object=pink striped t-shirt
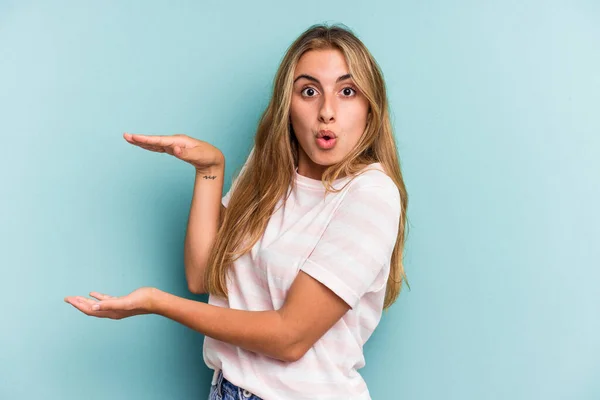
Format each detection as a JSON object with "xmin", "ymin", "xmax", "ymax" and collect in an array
[{"xmin": 203, "ymin": 157, "xmax": 401, "ymax": 400}]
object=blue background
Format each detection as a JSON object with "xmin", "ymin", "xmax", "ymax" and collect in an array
[{"xmin": 1, "ymin": 1, "xmax": 598, "ymax": 399}]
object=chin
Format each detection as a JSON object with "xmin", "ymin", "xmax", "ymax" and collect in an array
[{"xmin": 310, "ymin": 155, "xmax": 339, "ymax": 167}]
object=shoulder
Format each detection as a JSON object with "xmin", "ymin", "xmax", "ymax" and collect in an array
[{"xmin": 346, "ymin": 163, "xmax": 400, "ymax": 203}]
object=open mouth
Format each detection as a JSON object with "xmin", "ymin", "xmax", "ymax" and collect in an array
[{"xmin": 316, "ymin": 135, "xmax": 337, "ymax": 149}]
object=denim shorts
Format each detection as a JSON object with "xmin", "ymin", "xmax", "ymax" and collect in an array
[{"xmin": 208, "ymin": 369, "xmax": 263, "ymax": 400}]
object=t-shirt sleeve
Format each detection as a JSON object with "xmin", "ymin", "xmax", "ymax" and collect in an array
[
  {"xmin": 222, "ymin": 146, "xmax": 254, "ymax": 208},
  {"xmin": 299, "ymin": 182, "xmax": 401, "ymax": 309}
]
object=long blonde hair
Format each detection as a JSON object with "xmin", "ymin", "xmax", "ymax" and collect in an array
[{"xmin": 204, "ymin": 23, "xmax": 410, "ymax": 309}]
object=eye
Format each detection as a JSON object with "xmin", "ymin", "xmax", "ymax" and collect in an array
[
  {"xmin": 300, "ymin": 87, "xmax": 319, "ymax": 97},
  {"xmin": 299, "ymin": 86, "xmax": 357, "ymax": 98},
  {"xmin": 341, "ymin": 86, "xmax": 357, "ymax": 97}
]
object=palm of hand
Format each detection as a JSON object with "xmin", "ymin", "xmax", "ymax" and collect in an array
[{"xmin": 64, "ymin": 287, "xmax": 156, "ymax": 320}]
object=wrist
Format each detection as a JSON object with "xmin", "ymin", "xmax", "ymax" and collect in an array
[
  {"xmin": 195, "ymin": 163, "xmax": 224, "ymax": 177},
  {"xmin": 148, "ymin": 287, "xmax": 165, "ymax": 314}
]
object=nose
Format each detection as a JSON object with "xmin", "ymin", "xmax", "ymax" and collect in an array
[{"xmin": 318, "ymin": 93, "xmax": 335, "ymax": 123}]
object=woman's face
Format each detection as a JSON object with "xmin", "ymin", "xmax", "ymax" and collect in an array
[{"xmin": 290, "ymin": 48, "xmax": 370, "ymax": 180}]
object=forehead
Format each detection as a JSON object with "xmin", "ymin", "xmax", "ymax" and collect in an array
[{"xmin": 294, "ymin": 48, "xmax": 349, "ymax": 79}]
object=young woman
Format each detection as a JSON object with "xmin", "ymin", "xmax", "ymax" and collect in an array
[{"xmin": 65, "ymin": 23, "xmax": 409, "ymax": 400}]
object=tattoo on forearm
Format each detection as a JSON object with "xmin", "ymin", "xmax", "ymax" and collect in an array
[{"xmin": 202, "ymin": 175, "xmax": 217, "ymax": 180}]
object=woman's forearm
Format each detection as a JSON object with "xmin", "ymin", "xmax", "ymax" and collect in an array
[
  {"xmin": 150, "ymin": 289, "xmax": 296, "ymax": 362},
  {"xmin": 183, "ymin": 163, "xmax": 225, "ymax": 294}
]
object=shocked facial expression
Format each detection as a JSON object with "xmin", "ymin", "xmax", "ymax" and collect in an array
[{"xmin": 290, "ymin": 48, "xmax": 370, "ymax": 180}]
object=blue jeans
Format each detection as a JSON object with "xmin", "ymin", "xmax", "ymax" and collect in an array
[{"xmin": 208, "ymin": 369, "xmax": 263, "ymax": 400}]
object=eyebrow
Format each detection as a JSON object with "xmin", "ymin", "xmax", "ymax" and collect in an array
[{"xmin": 293, "ymin": 73, "xmax": 353, "ymax": 85}]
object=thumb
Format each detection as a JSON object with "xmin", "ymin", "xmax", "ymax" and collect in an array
[
  {"xmin": 92, "ymin": 299, "xmax": 126, "ymax": 311},
  {"xmin": 174, "ymin": 145, "xmax": 186, "ymax": 158}
]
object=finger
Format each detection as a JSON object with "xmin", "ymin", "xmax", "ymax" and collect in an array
[
  {"xmin": 130, "ymin": 134, "xmax": 176, "ymax": 148},
  {"xmin": 65, "ymin": 296, "xmax": 104, "ymax": 316},
  {"xmin": 89, "ymin": 292, "xmax": 115, "ymax": 301},
  {"xmin": 132, "ymin": 143, "xmax": 166, "ymax": 153},
  {"xmin": 124, "ymin": 136, "xmax": 165, "ymax": 152},
  {"xmin": 125, "ymin": 134, "xmax": 187, "ymax": 157},
  {"xmin": 92, "ymin": 298, "xmax": 130, "ymax": 312},
  {"xmin": 65, "ymin": 298, "xmax": 87, "ymax": 313},
  {"xmin": 140, "ymin": 136, "xmax": 191, "ymax": 155},
  {"xmin": 64, "ymin": 296, "xmax": 89, "ymax": 307},
  {"xmin": 78, "ymin": 296, "xmax": 115, "ymax": 314},
  {"xmin": 66, "ymin": 300, "xmax": 120, "ymax": 319},
  {"xmin": 75, "ymin": 296, "xmax": 99, "ymax": 308},
  {"xmin": 173, "ymin": 145, "xmax": 184, "ymax": 158},
  {"xmin": 64, "ymin": 295, "xmax": 90, "ymax": 305},
  {"xmin": 126, "ymin": 132, "xmax": 192, "ymax": 154}
]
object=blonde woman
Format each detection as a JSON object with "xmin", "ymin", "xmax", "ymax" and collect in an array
[{"xmin": 65, "ymin": 23, "xmax": 409, "ymax": 400}]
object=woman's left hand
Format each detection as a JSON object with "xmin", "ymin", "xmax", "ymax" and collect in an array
[{"xmin": 64, "ymin": 287, "xmax": 157, "ymax": 319}]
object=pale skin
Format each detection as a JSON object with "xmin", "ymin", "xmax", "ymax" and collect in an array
[{"xmin": 64, "ymin": 48, "xmax": 371, "ymax": 363}]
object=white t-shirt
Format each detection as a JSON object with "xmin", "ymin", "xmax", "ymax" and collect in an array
[{"xmin": 203, "ymin": 157, "xmax": 401, "ymax": 400}]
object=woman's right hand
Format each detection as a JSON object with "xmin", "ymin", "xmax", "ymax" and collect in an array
[{"xmin": 123, "ymin": 132, "xmax": 224, "ymax": 173}]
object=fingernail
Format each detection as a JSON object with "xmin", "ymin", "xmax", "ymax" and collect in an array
[{"xmin": 92, "ymin": 304, "xmax": 100, "ymax": 311}]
